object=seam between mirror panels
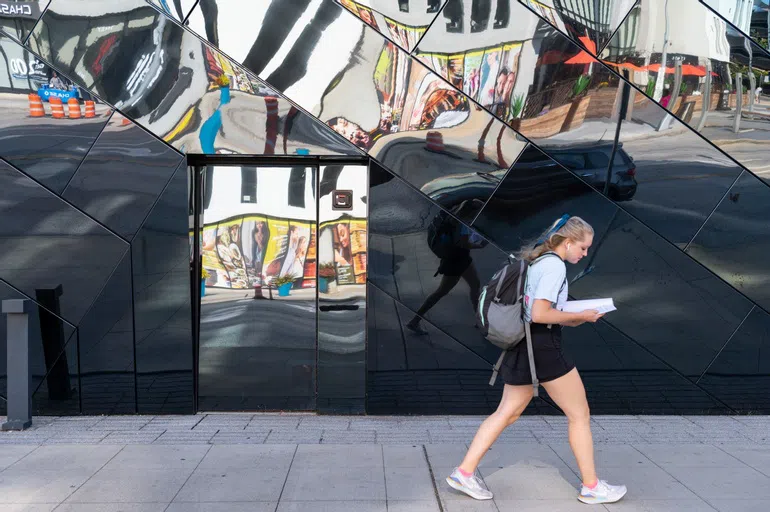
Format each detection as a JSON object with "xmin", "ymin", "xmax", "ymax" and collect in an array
[
  {"xmin": 468, "ymin": 143, "xmax": 530, "ymax": 229},
  {"xmin": 519, "ymin": 0, "xmax": 770, "ymax": 196},
  {"xmin": 182, "ymin": 0, "xmax": 200, "ymax": 25},
  {"xmin": 683, "ymin": 169, "xmax": 746, "ymax": 253},
  {"xmin": 695, "ymin": 305, "xmax": 756, "ymax": 385},
  {"xmin": 597, "ymin": 0, "xmax": 641, "ymax": 55},
  {"xmin": 0, "ymin": 276, "xmax": 77, "ymax": 330},
  {"xmin": 21, "ymin": 0, "xmax": 53, "ymax": 47},
  {"xmin": 58, "ymin": 110, "xmax": 116, "ymax": 197},
  {"xmin": 411, "ymin": 0, "xmax": 449, "ymax": 54}
]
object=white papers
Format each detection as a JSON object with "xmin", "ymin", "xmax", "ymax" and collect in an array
[{"xmin": 561, "ymin": 298, "xmax": 616, "ymax": 314}]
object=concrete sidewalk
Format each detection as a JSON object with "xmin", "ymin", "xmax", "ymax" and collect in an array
[{"xmin": 1, "ymin": 414, "xmax": 769, "ymax": 511}]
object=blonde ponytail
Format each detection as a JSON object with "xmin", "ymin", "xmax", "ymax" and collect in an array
[{"xmin": 516, "ymin": 215, "xmax": 594, "ymax": 262}]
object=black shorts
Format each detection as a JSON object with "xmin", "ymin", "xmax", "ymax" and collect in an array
[
  {"xmin": 499, "ymin": 323, "xmax": 575, "ymax": 386},
  {"xmin": 437, "ymin": 251, "xmax": 472, "ymax": 277}
]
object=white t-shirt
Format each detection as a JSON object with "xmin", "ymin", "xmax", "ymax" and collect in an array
[{"xmin": 523, "ymin": 254, "xmax": 568, "ymax": 323}]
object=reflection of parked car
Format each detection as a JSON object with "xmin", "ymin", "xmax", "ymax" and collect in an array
[
  {"xmin": 420, "ymin": 142, "xmax": 637, "ymax": 217},
  {"xmin": 543, "ymin": 141, "xmax": 637, "ymax": 201}
]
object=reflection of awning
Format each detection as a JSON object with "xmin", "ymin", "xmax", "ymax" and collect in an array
[
  {"xmin": 603, "ymin": 61, "xmax": 718, "ymax": 77},
  {"xmin": 602, "ymin": 61, "xmax": 647, "ymax": 72},
  {"xmin": 564, "ymin": 37, "xmax": 598, "ymax": 65}
]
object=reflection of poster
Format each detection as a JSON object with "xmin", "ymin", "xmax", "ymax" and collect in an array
[
  {"xmin": 433, "ymin": 54, "xmax": 449, "ymax": 80},
  {"xmin": 478, "ymin": 47, "xmax": 502, "ymax": 107},
  {"xmin": 319, "ymin": 218, "xmax": 367, "ymax": 286},
  {"xmin": 492, "ymin": 43, "xmax": 522, "ymax": 119},
  {"xmin": 358, "ymin": 5, "xmax": 379, "ymax": 29},
  {"xmin": 279, "ymin": 223, "xmax": 312, "ymax": 280},
  {"xmin": 339, "ymin": 0, "xmax": 360, "ymax": 16},
  {"xmin": 408, "ymin": 74, "xmax": 470, "ymax": 130},
  {"xmin": 242, "ymin": 218, "xmax": 270, "ymax": 286},
  {"xmin": 263, "ymin": 219, "xmax": 289, "ymax": 281},
  {"xmin": 463, "ymin": 50, "xmax": 484, "ymax": 101},
  {"xmin": 448, "ymin": 54, "xmax": 465, "ymax": 89}
]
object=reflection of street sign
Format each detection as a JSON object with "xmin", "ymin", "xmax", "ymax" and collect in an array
[
  {"xmin": 0, "ymin": 1, "xmax": 41, "ymax": 20},
  {"xmin": 9, "ymin": 57, "xmax": 47, "ymax": 81}
]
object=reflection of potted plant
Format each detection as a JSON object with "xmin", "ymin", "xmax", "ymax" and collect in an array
[
  {"xmin": 274, "ymin": 275, "xmax": 295, "ymax": 297},
  {"xmin": 561, "ymin": 74, "xmax": 593, "ymax": 132},
  {"xmin": 318, "ymin": 263, "xmax": 336, "ymax": 294},
  {"xmin": 201, "ymin": 268, "xmax": 210, "ymax": 297},
  {"xmin": 508, "ymin": 94, "xmax": 525, "ymax": 130}
]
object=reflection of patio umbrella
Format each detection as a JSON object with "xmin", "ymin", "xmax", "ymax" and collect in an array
[
  {"xmin": 565, "ymin": 37, "xmax": 598, "ymax": 64},
  {"xmin": 646, "ymin": 63, "xmax": 708, "ymax": 77},
  {"xmin": 603, "ymin": 61, "xmax": 647, "ymax": 72}
]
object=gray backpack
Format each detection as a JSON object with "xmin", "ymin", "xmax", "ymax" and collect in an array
[{"xmin": 477, "ymin": 253, "xmax": 562, "ymax": 396}]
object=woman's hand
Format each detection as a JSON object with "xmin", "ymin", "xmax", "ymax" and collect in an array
[{"xmin": 579, "ymin": 309, "xmax": 604, "ymax": 323}]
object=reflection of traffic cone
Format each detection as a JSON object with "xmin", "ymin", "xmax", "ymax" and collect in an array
[
  {"xmin": 425, "ymin": 131, "xmax": 444, "ymax": 152},
  {"xmin": 121, "ymin": 116, "xmax": 132, "ymax": 126},
  {"xmin": 84, "ymin": 100, "xmax": 96, "ymax": 118},
  {"xmin": 264, "ymin": 96, "xmax": 279, "ymax": 155},
  {"xmin": 67, "ymin": 98, "xmax": 81, "ymax": 119},
  {"xmin": 28, "ymin": 93, "xmax": 45, "ymax": 117},
  {"xmin": 50, "ymin": 97, "xmax": 65, "ymax": 119}
]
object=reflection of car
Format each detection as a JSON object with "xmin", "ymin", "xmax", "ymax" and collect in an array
[
  {"xmin": 543, "ymin": 141, "xmax": 637, "ymax": 201},
  {"xmin": 420, "ymin": 142, "xmax": 637, "ymax": 217}
]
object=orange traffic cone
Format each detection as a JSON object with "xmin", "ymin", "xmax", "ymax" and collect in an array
[
  {"xmin": 425, "ymin": 131, "xmax": 444, "ymax": 152},
  {"xmin": 84, "ymin": 100, "xmax": 96, "ymax": 118},
  {"xmin": 50, "ymin": 97, "xmax": 65, "ymax": 119},
  {"xmin": 28, "ymin": 93, "xmax": 45, "ymax": 117},
  {"xmin": 67, "ymin": 98, "xmax": 81, "ymax": 119}
]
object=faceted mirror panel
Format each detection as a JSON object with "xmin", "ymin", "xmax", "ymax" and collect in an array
[
  {"xmin": 133, "ymin": 163, "xmax": 192, "ymax": 414},
  {"xmin": 62, "ymin": 113, "xmax": 184, "ymax": 240},
  {"xmin": 601, "ymin": 0, "xmax": 770, "ymax": 185},
  {"xmin": 0, "ymin": 158, "xmax": 130, "ymax": 324},
  {"xmin": 77, "ymin": 251, "xmax": 135, "ymax": 414},
  {"xmin": 335, "ymin": 0, "xmax": 447, "ymax": 52},
  {"xmin": 28, "ymin": 0, "xmax": 358, "ymax": 156},
  {"xmin": 686, "ymin": 170, "xmax": 770, "ymax": 311},
  {"xmin": 702, "ymin": 0, "xmax": 770, "ymax": 51},
  {"xmin": 0, "ymin": 0, "xmax": 48, "ymax": 42},
  {"xmin": 0, "ymin": 33, "xmax": 112, "ymax": 193},
  {"xmin": 698, "ymin": 306, "xmax": 770, "ymax": 413}
]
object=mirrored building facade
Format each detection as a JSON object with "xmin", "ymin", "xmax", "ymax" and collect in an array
[{"xmin": 0, "ymin": 0, "xmax": 768, "ymax": 415}]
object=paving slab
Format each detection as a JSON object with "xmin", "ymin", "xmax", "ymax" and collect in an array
[
  {"xmin": 276, "ymin": 501, "xmax": 387, "ymax": 512},
  {"xmin": 174, "ymin": 469, "xmax": 288, "ymax": 502},
  {"xmin": 165, "ymin": 504, "xmax": 275, "ymax": 512},
  {"xmin": 280, "ymin": 464, "xmax": 386, "ymax": 501},
  {"xmin": 0, "ymin": 446, "xmax": 38, "ymax": 471},
  {"xmin": 64, "ymin": 466, "xmax": 193, "ymax": 503},
  {"xmin": 385, "ymin": 466, "xmax": 437, "ymax": 501},
  {"xmin": 663, "ymin": 466, "xmax": 770, "ymax": 501}
]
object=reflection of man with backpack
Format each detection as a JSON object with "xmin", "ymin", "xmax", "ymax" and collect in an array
[{"xmin": 406, "ymin": 201, "xmax": 488, "ymax": 335}]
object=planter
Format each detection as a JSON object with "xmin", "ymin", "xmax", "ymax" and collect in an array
[
  {"xmin": 560, "ymin": 95, "xmax": 591, "ymax": 133},
  {"xmin": 277, "ymin": 282, "xmax": 292, "ymax": 297},
  {"xmin": 318, "ymin": 277, "xmax": 330, "ymax": 294},
  {"xmin": 508, "ymin": 118, "xmax": 521, "ymax": 131},
  {"xmin": 201, "ymin": 281, "xmax": 206, "ymax": 297}
]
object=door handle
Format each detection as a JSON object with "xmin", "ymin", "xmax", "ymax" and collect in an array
[{"xmin": 319, "ymin": 305, "xmax": 360, "ymax": 312}]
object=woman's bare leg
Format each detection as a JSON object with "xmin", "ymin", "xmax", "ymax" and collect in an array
[
  {"xmin": 541, "ymin": 368, "xmax": 597, "ymax": 485},
  {"xmin": 459, "ymin": 383, "xmax": 533, "ymax": 473}
]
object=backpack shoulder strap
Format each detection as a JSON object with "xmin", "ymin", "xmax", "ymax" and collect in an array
[{"xmin": 493, "ymin": 264, "xmax": 508, "ymax": 301}]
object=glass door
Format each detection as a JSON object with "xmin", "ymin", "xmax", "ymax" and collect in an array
[{"xmin": 196, "ymin": 164, "xmax": 318, "ymax": 411}]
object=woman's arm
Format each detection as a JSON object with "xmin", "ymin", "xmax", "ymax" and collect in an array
[{"xmin": 530, "ymin": 299, "xmax": 603, "ymax": 326}]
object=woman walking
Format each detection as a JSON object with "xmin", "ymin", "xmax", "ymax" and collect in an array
[{"xmin": 446, "ymin": 216, "xmax": 627, "ymax": 505}]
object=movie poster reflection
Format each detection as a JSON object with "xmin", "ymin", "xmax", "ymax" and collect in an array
[{"xmin": 318, "ymin": 219, "xmax": 368, "ymax": 287}]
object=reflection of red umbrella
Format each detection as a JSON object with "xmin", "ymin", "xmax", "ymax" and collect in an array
[
  {"xmin": 647, "ymin": 63, "xmax": 707, "ymax": 77},
  {"xmin": 565, "ymin": 36, "xmax": 598, "ymax": 64},
  {"xmin": 603, "ymin": 60, "xmax": 647, "ymax": 72}
]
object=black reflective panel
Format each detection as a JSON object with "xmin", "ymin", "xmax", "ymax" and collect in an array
[
  {"xmin": 147, "ymin": 0, "xmax": 197, "ymax": 22},
  {"xmin": 612, "ymin": 95, "xmax": 743, "ymax": 245},
  {"xmin": 566, "ymin": 320, "xmax": 730, "ymax": 414},
  {"xmin": 78, "ymin": 250, "xmax": 135, "ymax": 415},
  {"xmin": 0, "ymin": 279, "xmax": 78, "ymax": 416},
  {"xmin": 0, "ymin": 159, "xmax": 130, "ymax": 324},
  {"xmin": 62, "ymin": 113, "xmax": 184, "ymax": 240},
  {"xmin": 0, "ymin": 33, "xmax": 112, "ymax": 193},
  {"xmin": 132, "ymin": 162, "xmax": 192, "ymax": 414},
  {"xmin": 601, "ymin": 0, "xmax": 770, "ymax": 185},
  {"xmin": 368, "ymin": 161, "xmax": 506, "ymax": 364},
  {"xmin": 471, "ymin": 144, "xmax": 618, "ymax": 255},
  {"xmin": 187, "ymin": 1, "xmax": 526, "ymax": 207},
  {"xmin": 28, "ymin": 0, "xmax": 359, "ymax": 156},
  {"xmin": 0, "ymin": 0, "xmax": 47, "ymax": 42},
  {"xmin": 198, "ymin": 165, "xmax": 316, "ymax": 411},
  {"xmin": 686, "ymin": 170, "xmax": 770, "ymax": 311},
  {"xmin": 698, "ymin": 307, "xmax": 770, "ymax": 413},
  {"xmin": 521, "ymin": 0, "xmax": 638, "ymax": 53},
  {"xmin": 569, "ymin": 209, "xmax": 753, "ymax": 378},
  {"xmin": 317, "ymin": 164, "xmax": 368, "ymax": 414},
  {"xmin": 335, "ymin": 0, "xmax": 447, "ymax": 52}
]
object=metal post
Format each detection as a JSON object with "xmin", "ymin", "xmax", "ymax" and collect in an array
[
  {"xmin": 605, "ymin": 80, "xmax": 631, "ymax": 196},
  {"xmin": 734, "ymin": 73, "xmax": 743, "ymax": 133},
  {"xmin": 2, "ymin": 299, "xmax": 32, "ymax": 431}
]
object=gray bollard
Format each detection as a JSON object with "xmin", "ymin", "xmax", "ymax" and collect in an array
[{"xmin": 2, "ymin": 299, "xmax": 32, "ymax": 431}]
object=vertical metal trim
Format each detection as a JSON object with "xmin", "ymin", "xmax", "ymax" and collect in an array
[{"xmin": 191, "ymin": 164, "xmax": 203, "ymax": 412}]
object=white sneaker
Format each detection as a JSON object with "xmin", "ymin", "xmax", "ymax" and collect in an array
[
  {"xmin": 578, "ymin": 479, "xmax": 627, "ymax": 504},
  {"xmin": 446, "ymin": 467, "xmax": 493, "ymax": 500}
]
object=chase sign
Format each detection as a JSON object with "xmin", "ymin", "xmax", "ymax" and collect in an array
[{"xmin": 0, "ymin": 2, "xmax": 40, "ymax": 20}]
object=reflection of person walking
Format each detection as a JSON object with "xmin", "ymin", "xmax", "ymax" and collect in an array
[
  {"xmin": 406, "ymin": 210, "xmax": 482, "ymax": 335},
  {"xmin": 446, "ymin": 216, "xmax": 627, "ymax": 505}
]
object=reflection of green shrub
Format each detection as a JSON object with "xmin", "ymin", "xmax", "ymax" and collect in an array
[
  {"xmin": 510, "ymin": 94, "xmax": 525, "ymax": 119},
  {"xmin": 680, "ymin": 81, "xmax": 687, "ymax": 95},
  {"xmin": 572, "ymin": 74, "xmax": 591, "ymax": 97},
  {"xmin": 645, "ymin": 77, "xmax": 656, "ymax": 97},
  {"xmin": 273, "ymin": 275, "xmax": 295, "ymax": 287}
]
